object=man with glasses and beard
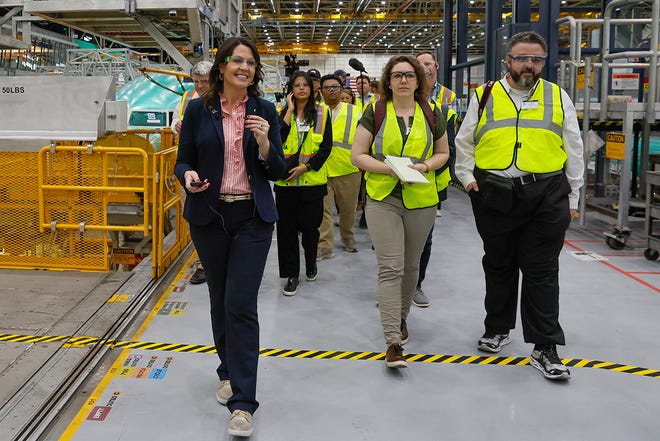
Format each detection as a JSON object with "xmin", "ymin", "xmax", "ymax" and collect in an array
[{"xmin": 455, "ymin": 31, "xmax": 584, "ymax": 381}]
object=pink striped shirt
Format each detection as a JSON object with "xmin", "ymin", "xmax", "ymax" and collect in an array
[{"xmin": 219, "ymin": 95, "xmax": 252, "ymax": 195}]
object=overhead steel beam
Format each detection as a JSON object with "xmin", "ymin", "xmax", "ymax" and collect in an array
[{"xmin": 132, "ymin": 14, "xmax": 192, "ymax": 71}]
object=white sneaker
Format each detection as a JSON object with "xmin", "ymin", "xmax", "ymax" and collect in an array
[
  {"xmin": 436, "ymin": 209, "xmax": 443, "ymax": 217},
  {"xmin": 228, "ymin": 409, "xmax": 253, "ymax": 437},
  {"xmin": 215, "ymin": 380, "xmax": 232, "ymax": 405}
]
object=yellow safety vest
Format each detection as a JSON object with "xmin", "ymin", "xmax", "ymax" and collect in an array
[
  {"xmin": 275, "ymin": 104, "xmax": 330, "ymax": 187},
  {"xmin": 357, "ymin": 94, "xmax": 376, "ymax": 113},
  {"xmin": 326, "ymin": 102, "xmax": 360, "ymax": 177},
  {"xmin": 474, "ymin": 79, "xmax": 565, "ymax": 172},
  {"xmin": 435, "ymin": 106, "xmax": 457, "ymax": 192},
  {"xmin": 178, "ymin": 90, "xmax": 196, "ymax": 120},
  {"xmin": 434, "ymin": 85, "xmax": 456, "ymax": 106},
  {"xmin": 366, "ymin": 101, "xmax": 438, "ymax": 209}
]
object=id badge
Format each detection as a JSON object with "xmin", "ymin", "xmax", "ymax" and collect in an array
[
  {"xmin": 521, "ymin": 100, "xmax": 539, "ymax": 110},
  {"xmin": 298, "ymin": 123, "xmax": 310, "ymax": 133}
]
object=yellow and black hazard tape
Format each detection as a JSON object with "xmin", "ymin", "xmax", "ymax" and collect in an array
[{"xmin": 2, "ymin": 333, "xmax": 659, "ymax": 379}]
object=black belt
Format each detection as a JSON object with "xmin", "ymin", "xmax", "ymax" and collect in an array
[
  {"xmin": 513, "ymin": 170, "xmax": 564, "ymax": 186},
  {"xmin": 475, "ymin": 168, "xmax": 563, "ymax": 187},
  {"xmin": 218, "ymin": 193, "xmax": 253, "ymax": 202}
]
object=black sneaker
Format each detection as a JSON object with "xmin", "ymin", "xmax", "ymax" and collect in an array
[
  {"xmin": 477, "ymin": 332, "xmax": 511, "ymax": 353},
  {"xmin": 190, "ymin": 268, "xmax": 207, "ymax": 285},
  {"xmin": 529, "ymin": 344, "xmax": 571, "ymax": 380},
  {"xmin": 306, "ymin": 264, "xmax": 318, "ymax": 281},
  {"xmin": 282, "ymin": 277, "xmax": 299, "ymax": 296}
]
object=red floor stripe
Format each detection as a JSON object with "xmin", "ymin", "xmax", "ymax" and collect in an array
[{"xmin": 564, "ymin": 240, "xmax": 660, "ymax": 294}]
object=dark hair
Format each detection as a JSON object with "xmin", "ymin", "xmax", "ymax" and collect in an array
[
  {"xmin": 356, "ymin": 74, "xmax": 371, "ymax": 82},
  {"xmin": 340, "ymin": 88, "xmax": 356, "ymax": 104},
  {"xmin": 320, "ymin": 74, "xmax": 343, "ymax": 87},
  {"xmin": 281, "ymin": 71, "xmax": 317, "ymax": 127},
  {"xmin": 415, "ymin": 50, "xmax": 437, "ymax": 61},
  {"xmin": 506, "ymin": 31, "xmax": 547, "ymax": 55},
  {"xmin": 379, "ymin": 55, "xmax": 429, "ymax": 102},
  {"xmin": 206, "ymin": 37, "xmax": 263, "ymax": 105}
]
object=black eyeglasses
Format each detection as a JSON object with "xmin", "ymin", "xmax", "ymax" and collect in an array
[
  {"xmin": 391, "ymin": 71, "xmax": 416, "ymax": 80},
  {"xmin": 321, "ymin": 85, "xmax": 341, "ymax": 91},
  {"xmin": 224, "ymin": 55, "xmax": 257, "ymax": 68},
  {"xmin": 509, "ymin": 55, "xmax": 546, "ymax": 66}
]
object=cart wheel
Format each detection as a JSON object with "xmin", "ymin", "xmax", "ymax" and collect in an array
[
  {"xmin": 644, "ymin": 248, "xmax": 659, "ymax": 261},
  {"xmin": 606, "ymin": 236, "xmax": 625, "ymax": 250}
]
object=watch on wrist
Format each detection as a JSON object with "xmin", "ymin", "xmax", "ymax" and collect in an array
[{"xmin": 305, "ymin": 163, "xmax": 312, "ymax": 171}]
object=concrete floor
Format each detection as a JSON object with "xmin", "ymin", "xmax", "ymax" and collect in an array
[{"xmin": 2, "ymin": 186, "xmax": 660, "ymax": 440}]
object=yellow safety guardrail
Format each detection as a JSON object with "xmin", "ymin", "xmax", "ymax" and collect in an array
[{"xmin": 0, "ymin": 129, "xmax": 190, "ymax": 276}]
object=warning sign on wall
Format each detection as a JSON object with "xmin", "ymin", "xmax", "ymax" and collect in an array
[
  {"xmin": 611, "ymin": 73, "xmax": 639, "ymax": 90},
  {"xmin": 605, "ymin": 132, "xmax": 625, "ymax": 160}
]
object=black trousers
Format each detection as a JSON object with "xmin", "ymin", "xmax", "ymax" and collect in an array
[
  {"xmin": 190, "ymin": 200, "xmax": 273, "ymax": 414},
  {"xmin": 275, "ymin": 186, "xmax": 325, "ymax": 278},
  {"xmin": 417, "ymin": 224, "xmax": 434, "ymax": 289},
  {"xmin": 469, "ymin": 172, "xmax": 572, "ymax": 345}
]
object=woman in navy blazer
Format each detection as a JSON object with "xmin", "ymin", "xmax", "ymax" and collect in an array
[{"xmin": 174, "ymin": 37, "xmax": 285, "ymax": 437}]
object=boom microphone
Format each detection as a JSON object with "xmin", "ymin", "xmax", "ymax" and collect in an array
[{"xmin": 348, "ymin": 58, "xmax": 367, "ymax": 73}]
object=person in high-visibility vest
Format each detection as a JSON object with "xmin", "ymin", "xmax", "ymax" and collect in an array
[
  {"xmin": 351, "ymin": 55, "xmax": 450, "ymax": 369},
  {"xmin": 411, "ymin": 51, "xmax": 459, "ymax": 309},
  {"xmin": 171, "ymin": 60, "xmax": 213, "ymax": 285},
  {"xmin": 356, "ymin": 74, "xmax": 376, "ymax": 112},
  {"xmin": 171, "ymin": 60, "xmax": 212, "ymax": 135},
  {"xmin": 456, "ymin": 31, "xmax": 584, "ymax": 381},
  {"xmin": 415, "ymin": 50, "xmax": 456, "ymax": 107},
  {"xmin": 316, "ymin": 73, "xmax": 362, "ymax": 261},
  {"xmin": 276, "ymin": 71, "xmax": 332, "ymax": 297}
]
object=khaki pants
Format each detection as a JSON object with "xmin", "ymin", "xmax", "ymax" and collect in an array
[
  {"xmin": 366, "ymin": 195, "xmax": 435, "ymax": 344},
  {"xmin": 318, "ymin": 172, "xmax": 361, "ymax": 251}
]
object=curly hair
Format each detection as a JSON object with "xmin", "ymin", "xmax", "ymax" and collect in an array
[
  {"xmin": 280, "ymin": 71, "xmax": 317, "ymax": 127},
  {"xmin": 205, "ymin": 37, "xmax": 263, "ymax": 105},
  {"xmin": 379, "ymin": 55, "xmax": 429, "ymax": 102}
]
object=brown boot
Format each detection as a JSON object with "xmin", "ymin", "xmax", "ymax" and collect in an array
[{"xmin": 385, "ymin": 343, "xmax": 407, "ymax": 368}]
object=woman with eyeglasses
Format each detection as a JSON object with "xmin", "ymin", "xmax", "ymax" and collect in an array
[
  {"xmin": 351, "ymin": 55, "xmax": 450, "ymax": 368},
  {"xmin": 175, "ymin": 37, "xmax": 285, "ymax": 437},
  {"xmin": 275, "ymin": 71, "xmax": 332, "ymax": 296}
]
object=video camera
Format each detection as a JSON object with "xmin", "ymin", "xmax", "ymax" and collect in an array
[{"xmin": 283, "ymin": 54, "xmax": 309, "ymax": 78}]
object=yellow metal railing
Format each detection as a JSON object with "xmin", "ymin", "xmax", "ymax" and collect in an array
[{"xmin": 0, "ymin": 129, "xmax": 190, "ymax": 274}]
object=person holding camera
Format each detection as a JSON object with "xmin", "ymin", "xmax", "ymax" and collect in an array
[
  {"xmin": 276, "ymin": 71, "xmax": 332, "ymax": 296},
  {"xmin": 175, "ymin": 37, "xmax": 285, "ymax": 437}
]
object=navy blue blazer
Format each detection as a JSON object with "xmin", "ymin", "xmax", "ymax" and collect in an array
[{"xmin": 174, "ymin": 94, "xmax": 286, "ymax": 225}]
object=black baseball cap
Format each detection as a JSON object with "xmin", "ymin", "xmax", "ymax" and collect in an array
[{"xmin": 307, "ymin": 68, "xmax": 321, "ymax": 79}]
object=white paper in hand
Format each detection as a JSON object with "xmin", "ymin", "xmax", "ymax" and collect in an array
[{"xmin": 384, "ymin": 155, "xmax": 429, "ymax": 184}]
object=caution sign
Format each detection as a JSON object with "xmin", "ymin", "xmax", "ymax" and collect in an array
[
  {"xmin": 605, "ymin": 132, "xmax": 625, "ymax": 160},
  {"xmin": 112, "ymin": 247, "xmax": 136, "ymax": 265},
  {"xmin": 576, "ymin": 66, "xmax": 594, "ymax": 90},
  {"xmin": 611, "ymin": 73, "xmax": 639, "ymax": 90}
]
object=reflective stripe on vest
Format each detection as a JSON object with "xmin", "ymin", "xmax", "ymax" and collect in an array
[
  {"xmin": 367, "ymin": 101, "xmax": 438, "ymax": 209},
  {"xmin": 474, "ymin": 79, "xmax": 565, "ymax": 173},
  {"xmin": 327, "ymin": 102, "xmax": 360, "ymax": 177},
  {"xmin": 434, "ymin": 85, "xmax": 456, "ymax": 106},
  {"xmin": 179, "ymin": 90, "xmax": 194, "ymax": 120},
  {"xmin": 435, "ymin": 105, "xmax": 457, "ymax": 192},
  {"xmin": 275, "ymin": 105, "xmax": 329, "ymax": 187}
]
